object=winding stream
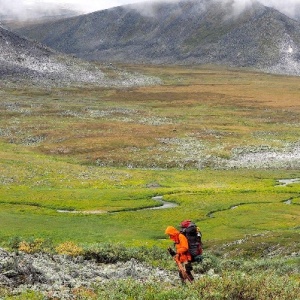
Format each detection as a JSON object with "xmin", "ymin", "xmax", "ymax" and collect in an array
[
  {"xmin": 58, "ymin": 178, "xmax": 299, "ymax": 215},
  {"xmin": 276, "ymin": 178, "xmax": 300, "ymax": 186},
  {"xmin": 57, "ymin": 195, "xmax": 177, "ymax": 214},
  {"xmin": 148, "ymin": 196, "xmax": 178, "ymax": 210},
  {"xmin": 207, "ymin": 178, "xmax": 300, "ymax": 217}
]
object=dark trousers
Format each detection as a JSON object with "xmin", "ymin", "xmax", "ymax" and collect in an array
[{"xmin": 179, "ymin": 261, "xmax": 194, "ymax": 281}]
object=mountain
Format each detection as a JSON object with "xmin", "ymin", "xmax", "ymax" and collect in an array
[
  {"xmin": 0, "ymin": 25, "xmax": 159, "ymax": 87},
  {"xmin": 0, "ymin": 24, "xmax": 103, "ymax": 86},
  {"xmin": 15, "ymin": 0, "xmax": 300, "ymax": 76}
]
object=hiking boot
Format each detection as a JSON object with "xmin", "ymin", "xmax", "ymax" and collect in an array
[{"xmin": 187, "ymin": 272, "xmax": 194, "ymax": 281}]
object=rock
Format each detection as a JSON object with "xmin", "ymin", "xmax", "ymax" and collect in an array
[{"xmin": 0, "ymin": 248, "xmax": 177, "ymax": 298}]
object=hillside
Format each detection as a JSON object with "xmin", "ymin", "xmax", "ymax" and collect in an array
[
  {"xmin": 0, "ymin": 25, "xmax": 159, "ymax": 87},
  {"xmin": 15, "ymin": 0, "xmax": 300, "ymax": 75}
]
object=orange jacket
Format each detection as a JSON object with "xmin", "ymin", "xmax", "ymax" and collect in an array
[{"xmin": 165, "ymin": 226, "xmax": 191, "ymax": 262}]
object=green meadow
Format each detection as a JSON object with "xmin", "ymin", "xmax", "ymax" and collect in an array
[
  {"xmin": 1, "ymin": 65, "xmax": 299, "ymax": 246},
  {"xmin": 0, "ymin": 65, "xmax": 299, "ymax": 298},
  {"xmin": 1, "ymin": 139, "xmax": 299, "ymax": 249}
]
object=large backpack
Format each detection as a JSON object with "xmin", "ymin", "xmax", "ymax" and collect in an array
[{"xmin": 180, "ymin": 220, "xmax": 203, "ymax": 262}]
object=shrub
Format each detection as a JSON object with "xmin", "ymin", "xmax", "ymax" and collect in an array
[
  {"xmin": 55, "ymin": 241, "xmax": 83, "ymax": 256},
  {"xmin": 82, "ymin": 243, "xmax": 169, "ymax": 266},
  {"xmin": 7, "ymin": 236, "xmax": 22, "ymax": 251},
  {"xmin": 0, "ymin": 287, "xmax": 9, "ymax": 298},
  {"xmin": 72, "ymin": 287, "xmax": 98, "ymax": 300},
  {"xmin": 3, "ymin": 290, "xmax": 45, "ymax": 299},
  {"xmin": 83, "ymin": 243, "xmax": 130, "ymax": 263},
  {"xmin": 93, "ymin": 272, "xmax": 299, "ymax": 300},
  {"xmin": 17, "ymin": 238, "xmax": 52, "ymax": 254},
  {"xmin": 195, "ymin": 253, "xmax": 221, "ymax": 274}
]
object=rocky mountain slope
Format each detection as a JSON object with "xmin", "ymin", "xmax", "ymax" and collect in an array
[
  {"xmin": 0, "ymin": 25, "xmax": 159, "ymax": 87},
  {"xmin": 15, "ymin": 0, "xmax": 300, "ymax": 75}
]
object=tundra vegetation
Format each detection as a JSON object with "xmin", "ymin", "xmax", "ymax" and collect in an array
[{"xmin": 0, "ymin": 65, "xmax": 299, "ymax": 299}]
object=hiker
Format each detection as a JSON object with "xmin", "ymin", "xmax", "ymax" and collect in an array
[{"xmin": 165, "ymin": 226, "xmax": 194, "ymax": 282}]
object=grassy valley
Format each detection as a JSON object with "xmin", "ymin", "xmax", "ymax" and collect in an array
[{"xmin": 0, "ymin": 64, "xmax": 299, "ymax": 299}]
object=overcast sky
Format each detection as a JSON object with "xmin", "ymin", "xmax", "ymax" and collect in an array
[
  {"xmin": 2, "ymin": 0, "xmax": 146, "ymax": 13},
  {"xmin": 24, "ymin": 0, "xmax": 300, "ymax": 13},
  {"xmin": 1, "ymin": 0, "xmax": 300, "ymax": 18},
  {"xmin": 33, "ymin": 0, "xmax": 144, "ymax": 12}
]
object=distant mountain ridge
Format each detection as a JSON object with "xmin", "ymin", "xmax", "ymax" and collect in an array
[
  {"xmin": 13, "ymin": 0, "xmax": 300, "ymax": 75},
  {"xmin": 0, "ymin": 25, "xmax": 159, "ymax": 87},
  {"xmin": 0, "ymin": 24, "xmax": 102, "ymax": 86}
]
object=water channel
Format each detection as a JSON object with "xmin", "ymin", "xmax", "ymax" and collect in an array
[
  {"xmin": 58, "ymin": 178, "xmax": 299, "ymax": 214},
  {"xmin": 57, "ymin": 195, "xmax": 177, "ymax": 214}
]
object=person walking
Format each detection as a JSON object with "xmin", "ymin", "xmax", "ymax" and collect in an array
[{"xmin": 165, "ymin": 226, "xmax": 194, "ymax": 282}]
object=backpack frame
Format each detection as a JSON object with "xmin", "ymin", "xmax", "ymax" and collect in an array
[{"xmin": 180, "ymin": 221, "xmax": 203, "ymax": 262}]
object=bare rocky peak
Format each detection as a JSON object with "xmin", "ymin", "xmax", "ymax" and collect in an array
[{"xmin": 15, "ymin": 0, "xmax": 300, "ymax": 76}]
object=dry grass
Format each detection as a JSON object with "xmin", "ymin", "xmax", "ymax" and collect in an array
[{"xmin": 0, "ymin": 64, "xmax": 300, "ymax": 169}]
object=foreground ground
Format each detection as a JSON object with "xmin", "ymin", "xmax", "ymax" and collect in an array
[{"xmin": 0, "ymin": 242, "xmax": 299, "ymax": 299}]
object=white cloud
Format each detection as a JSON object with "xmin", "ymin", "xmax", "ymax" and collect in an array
[
  {"xmin": 260, "ymin": 0, "xmax": 300, "ymax": 18},
  {"xmin": 0, "ymin": 0, "xmax": 26, "ymax": 13},
  {"xmin": 24, "ymin": 0, "xmax": 147, "ymax": 12},
  {"xmin": 1, "ymin": 0, "xmax": 300, "ymax": 19}
]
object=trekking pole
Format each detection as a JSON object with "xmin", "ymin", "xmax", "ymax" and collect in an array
[
  {"xmin": 173, "ymin": 255, "xmax": 193, "ymax": 283},
  {"xmin": 168, "ymin": 247, "xmax": 193, "ymax": 283}
]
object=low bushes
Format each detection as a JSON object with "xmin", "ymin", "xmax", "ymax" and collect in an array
[
  {"xmin": 93, "ymin": 272, "xmax": 299, "ymax": 300},
  {"xmin": 1, "ymin": 239, "xmax": 299, "ymax": 299}
]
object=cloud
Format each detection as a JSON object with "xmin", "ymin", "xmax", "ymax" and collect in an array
[
  {"xmin": 128, "ymin": 0, "xmax": 300, "ymax": 20},
  {"xmin": 1, "ymin": 0, "xmax": 300, "ymax": 20},
  {"xmin": 0, "ymin": 0, "xmax": 27, "ymax": 17},
  {"xmin": 260, "ymin": 0, "xmax": 300, "ymax": 19}
]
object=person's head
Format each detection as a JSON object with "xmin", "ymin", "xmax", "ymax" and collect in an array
[{"xmin": 165, "ymin": 226, "xmax": 179, "ymax": 241}]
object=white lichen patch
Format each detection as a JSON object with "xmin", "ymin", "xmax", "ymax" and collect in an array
[{"xmin": 222, "ymin": 143, "xmax": 300, "ymax": 169}]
